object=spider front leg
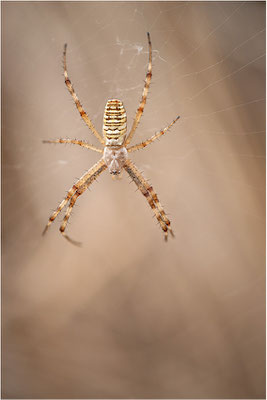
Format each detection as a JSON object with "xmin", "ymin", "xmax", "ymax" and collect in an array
[
  {"xmin": 63, "ymin": 44, "xmax": 105, "ymax": 145},
  {"xmin": 43, "ymin": 159, "xmax": 107, "ymax": 243},
  {"xmin": 124, "ymin": 159, "xmax": 174, "ymax": 240},
  {"xmin": 125, "ymin": 32, "xmax": 152, "ymax": 146}
]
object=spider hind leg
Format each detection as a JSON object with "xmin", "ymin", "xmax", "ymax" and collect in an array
[
  {"xmin": 42, "ymin": 159, "xmax": 107, "ymax": 245},
  {"xmin": 124, "ymin": 159, "xmax": 174, "ymax": 240}
]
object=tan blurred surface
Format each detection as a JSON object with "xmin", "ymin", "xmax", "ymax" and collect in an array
[{"xmin": 2, "ymin": 2, "xmax": 265, "ymax": 399}]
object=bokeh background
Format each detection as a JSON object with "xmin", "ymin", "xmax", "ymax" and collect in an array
[{"xmin": 2, "ymin": 1, "xmax": 265, "ymax": 399}]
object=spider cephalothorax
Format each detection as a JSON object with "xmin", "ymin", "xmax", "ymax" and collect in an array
[
  {"xmin": 43, "ymin": 33, "xmax": 180, "ymax": 246},
  {"xmin": 103, "ymin": 145, "xmax": 128, "ymax": 176}
]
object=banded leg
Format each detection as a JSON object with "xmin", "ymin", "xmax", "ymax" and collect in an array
[
  {"xmin": 59, "ymin": 161, "xmax": 107, "ymax": 246},
  {"xmin": 124, "ymin": 159, "xmax": 174, "ymax": 240},
  {"xmin": 59, "ymin": 185, "xmax": 88, "ymax": 246},
  {"xmin": 63, "ymin": 44, "xmax": 105, "ymax": 145},
  {"xmin": 43, "ymin": 138, "xmax": 103, "ymax": 153},
  {"xmin": 42, "ymin": 159, "xmax": 107, "ymax": 236},
  {"xmin": 127, "ymin": 116, "xmax": 180, "ymax": 153},
  {"xmin": 125, "ymin": 32, "xmax": 152, "ymax": 146}
]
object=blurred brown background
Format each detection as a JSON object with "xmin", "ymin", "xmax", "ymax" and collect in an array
[{"xmin": 2, "ymin": 1, "xmax": 265, "ymax": 399}]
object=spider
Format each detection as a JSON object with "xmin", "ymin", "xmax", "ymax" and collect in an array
[{"xmin": 43, "ymin": 33, "xmax": 180, "ymax": 246}]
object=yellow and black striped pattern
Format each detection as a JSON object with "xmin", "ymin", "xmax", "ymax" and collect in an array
[
  {"xmin": 43, "ymin": 34, "xmax": 179, "ymax": 245},
  {"xmin": 103, "ymin": 99, "xmax": 127, "ymax": 145}
]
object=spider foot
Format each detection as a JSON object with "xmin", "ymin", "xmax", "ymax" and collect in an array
[
  {"xmin": 42, "ymin": 223, "xmax": 51, "ymax": 236},
  {"xmin": 170, "ymin": 228, "xmax": 175, "ymax": 238},
  {"xmin": 164, "ymin": 227, "xmax": 174, "ymax": 241},
  {"xmin": 61, "ymin": 231, "xmax": 82, "ymax": 247}
]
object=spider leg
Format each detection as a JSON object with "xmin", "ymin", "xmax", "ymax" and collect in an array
[
  {"xmin": 42, "ymin": 159, "xmax": 107, "ymax": 237},
  {"xmin": 124, "ymin": 159, "xmax": 174, "ymax": 241},
  {"xmin": 127, "ymin": 116, "xmax": 180, "ymax": 153},
  {"xmin": 43, "ymin": 138, "xmax": 103, "ymax": 153},
  {"xmin": 125, "ymin": 32, "xmax": 152, "ymax": 146},
  {"xmin": 59, "ymin": 186, "xmax": 88, "ymax": 246},
  {"xmin": 59, "ymin": 161, "xmax": 107, "ymax": 246},
  {"xmin": 63, "ymin": 44, "xmax": 105, "ymax": 145}
]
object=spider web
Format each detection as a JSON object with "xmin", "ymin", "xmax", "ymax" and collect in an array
[{"xmin": 2, "ymin": 2, "xmax": 265, "ymax": 399}]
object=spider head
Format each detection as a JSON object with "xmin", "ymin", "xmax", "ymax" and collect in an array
[{"xmin": 103, "ymin": 99, "xmax": 127, "ymax": 146}]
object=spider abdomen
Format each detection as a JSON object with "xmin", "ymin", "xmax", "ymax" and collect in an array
[{"xmin": 103, "ymin": 99, "xmax": 127, "ymax": 146}]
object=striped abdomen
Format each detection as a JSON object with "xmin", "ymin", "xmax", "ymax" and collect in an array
[{"xmin": 103, "ymin": 99, "xmax": 127, "ymax": 146}]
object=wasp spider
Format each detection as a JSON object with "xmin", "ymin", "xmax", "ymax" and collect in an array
[{"xmin": 43, "ymin": 33, "xmax": 180, "ymax": 246}]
